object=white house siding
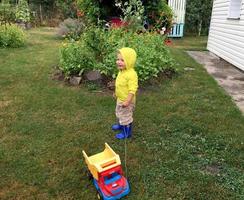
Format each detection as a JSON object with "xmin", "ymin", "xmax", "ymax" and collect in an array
[{"xmin": 207, "ymin": 0, "xmax": 244, "ymax": 71}]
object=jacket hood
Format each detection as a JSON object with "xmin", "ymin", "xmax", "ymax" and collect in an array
[{"xmin": 118, "ymin": 47, "xmax": 137, "ymax": 70}]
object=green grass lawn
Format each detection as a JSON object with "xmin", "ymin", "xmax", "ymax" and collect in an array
[
  {"xmin": 0, "ymin": 29, "xmax": 243, "ymax": 200},
  {"xmin": 171, "ymin": 36, "xmax": 208, "ymax": 51}
]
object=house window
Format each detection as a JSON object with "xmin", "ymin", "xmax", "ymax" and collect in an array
[{"xmin": 228, "ymin": 0, "xmax": 242, "ymax": 19}]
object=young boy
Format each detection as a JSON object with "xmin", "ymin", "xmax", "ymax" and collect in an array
[{"xmin": 112, "ymin": 47, "xmax": 138, "ymax": 139}]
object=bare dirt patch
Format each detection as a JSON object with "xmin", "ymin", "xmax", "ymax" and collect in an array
[{"xmin": 0, "ymin": 100, "xmax": 11, "ymax": 109}]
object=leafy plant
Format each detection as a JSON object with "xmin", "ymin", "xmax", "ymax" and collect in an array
[
  {"xmin": 77, "ymin": 0, "xmax": 173, "ymax": 31},
  {"xmin": 15, "ymin": 0, "xmax": 31, "ymax": 23},
  {"xmin": 77, "ymin": 0, "xmax": 101, "ymax": 23},
  {"xmin": 59, "ymin": 40, "xmax": 94, "ymax": 76},
  {"xmin": 82, "ymin": 26, "xmax": 117, "ymax": 62},
  {"xmin": 56, "ymin": 0, "xmax": 78, "ymax": 19},
  {"xmin": 97, "ymin": 29, "xmax": 175, "ymax": 81},
  {"xmin": 59, "ymin": 27, "xmax": 175, "ymax": 82},
  {"xmin": 185, "ymin": 0, "xmax": 213, "ymax": 36},
  {"xmin": 144, "ymin": 0, "xmax": 173, "ymax": 31},
  {"xmin": 0, "ymin": 23, "xmax": 26, "ymax": 48},
  {"xmin": 0, "ymin": 3, "xmax": 15, "ymax": 26},
  {"xmin": 115, "ymin": 0, "xmax": 145, "ymax": 31}
]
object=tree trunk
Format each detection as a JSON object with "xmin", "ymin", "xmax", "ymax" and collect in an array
[
  {"xmin": 198, "ymin": 19, "xmax": 202, "ymax": 36},
  {"xmin": 39, "ymin": 4, "xmax": 43, "ymax": 24}
]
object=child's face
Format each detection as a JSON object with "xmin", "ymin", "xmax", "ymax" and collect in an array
[{"xmin": 116, "ymin": 53, "xmax": 126, "ymax": 70}]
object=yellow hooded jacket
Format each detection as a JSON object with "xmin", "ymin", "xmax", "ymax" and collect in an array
[{"xmin": 115, "ymin": 48, "xmax": 138, "ymax": 103}]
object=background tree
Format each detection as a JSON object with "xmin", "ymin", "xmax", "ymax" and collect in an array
[
  {"xmin": 27, "ymin": 0, "xmax": 76, "ymax": 25},
  {"xmin": 143, "ymin": 0, "xmax": 173, "ymax": 31},
  {"xmin": 185, "ymin": 0, "xmax": 213, "ymax": 36},
  {"xmin": 77, "ymin": 0, "xmax": 172, "ymax": 31},
  {"xmin": 55, "ymin": 0, "xmax": 77, "ymax": 19},
  {"xmin": 0, "ymin": 2, "xmax": 15, "ymax": 26}
]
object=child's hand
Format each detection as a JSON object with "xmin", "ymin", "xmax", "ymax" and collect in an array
[
  {"xmin": 122, "ymin": 101, "xmax": 130, "ymax": 108},
  {"xmin": 122, "ymin": 93, "xmax": 134, "ymax": 107},
  {"xmin": 113, "ymin": 93, "xmax": 116, "ymax": 99}
]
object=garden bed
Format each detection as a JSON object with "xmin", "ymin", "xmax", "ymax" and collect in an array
[{"xmin": 59, "ymin": 27, "xmax": 176, "ymax": 85}]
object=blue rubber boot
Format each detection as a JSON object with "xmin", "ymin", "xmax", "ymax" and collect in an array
[
  {"xmin": 126, "ymin": 124, "xmax": 132, "ymax": 138},
  {"xmin": 112, "ymin": 123, "xmax": 122, "ymax": 131},
  {"xmin": 116, "ymin": 124, "xmax": 132, "ymax": 139}
]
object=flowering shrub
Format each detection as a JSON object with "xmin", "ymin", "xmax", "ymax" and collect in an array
[
  {"xmin": 59, "ymin": 27, "xmax": 175, "ymax": 82},
  {"xmin": 0, "ymin": 24, "xmax": 26, "ymax": 48},
  {"xmin": 115, "ymin": 0, "xmax": 145, "ymax": 32}
]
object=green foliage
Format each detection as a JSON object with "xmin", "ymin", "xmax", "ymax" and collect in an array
[
  {"xmin": 77, "ymin": 0, "xmax": 101, "ymax": 23},
  {"xmin": 0, "ymin": 0, "xmax": 78, "ymax": 26},
  {"xmin": 115, "ymin": 0, "xmax": 145, "ymax": 31},
  {"xmin": 15, "ymin": 0, "xmax": 31, "ymax": 23},
  {"xmin": 96, "ymin": 29, "xmax": 174, "ymax": 81},
  {"xmin": 82, "ymin": 26, "xmax": 115, "ymax": 62},
  {"xmin": 144, "ymin": 0, "xmax": 173, "ymax": 31},
  {"xmin": 59, "ymin": 39, "xmax": 94, "ymax": 76},
  {"xmin": 60, "ymin": 1, "xmax": 174, "ymax": 80},
  {"xmin": 59, "ymin": 27, "xmax": 175, "ymax": 81},
  {"xmin": 81, "ymin": 27, "xmax": 121, "ymax": 77},
  {"xmin": 0, "ymin": 24, "xmax": 26, "ymax": 48},
  {"xmin": 77, "ymin": 0, "xmax": 173, "ymax": 31},
  {"xmin": 119, "ymin": 0, "xmax": 144, "ymax": 20},
  {"xmin": 185, "ymin": 0, "xmax": 213, "ymax": 36},
  {"xmin": 130, "ymin": 33, "xmax": 174, "ymax": 81},
  {"xmin": 56, "ymin": 0, "xmax": 78, "ymax": 19},
  {"xmin": 0, "ymin": 3, "xmax": 15, "ymax": 26}
]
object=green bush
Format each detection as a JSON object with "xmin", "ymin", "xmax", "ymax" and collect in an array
[
  {"xmin": 0, "ymin": 24, "xmax": 26, "ymax": 48},
  {"xmin": 94, "ymin": 28, "xmax": 175, "ymax": 81},
  {"xmin": 0, "ymin": 3, "xmax": 16, "ymax": 26},
  {"xmin": 59, "ymin": 40, "xmax": 95, "ymax": 76},
  {"xmin": 59, "ymin": 27, "xmax": 175, "ymax": 82}
]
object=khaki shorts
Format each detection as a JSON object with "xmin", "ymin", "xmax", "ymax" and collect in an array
[{"xmin": 115, "ymin": 102, "xmax": 135, "ymax": 125}]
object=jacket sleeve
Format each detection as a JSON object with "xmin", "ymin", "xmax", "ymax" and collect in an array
[{"xmin": 128, "ymin": 71, "xmax": 138, "ymax": 95}]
